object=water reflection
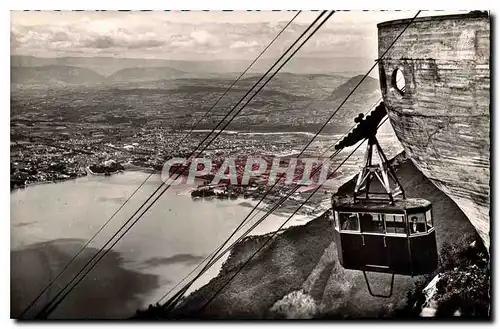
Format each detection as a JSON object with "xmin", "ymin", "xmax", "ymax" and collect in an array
[
  {"xmin": 10, "ymin": 172, "xmax": 318, "ymax": 319},
  {"xmin": 11, "ymin": 239, "xmax": 160, "ymax": 319}
]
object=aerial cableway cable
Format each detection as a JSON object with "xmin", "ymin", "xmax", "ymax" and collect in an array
[
  {"xmin": 156, "ymin": 94, "xmax": 385, "ymax": 312},
  {"xmin": 18, "ymin": 11, "xmax": 302, "ymax": 320},
  {"xmin": 162, "ymin": 148, "xmax": 343, "ymax": 312},
  {"xmin": 191, "ymin": 9, "xmax": 422, "ymax": 311},
  {"xmin": 36, "ymin": 10, "xmax": 332, "ymax": 319},
  {"xmin": 154, "ymin": 7, "xmax": 421, "ymax": 309},
  {"xmin": 156, "ymin": 10, "xmax": 421, "ymax": 314},
  {"xmin": 157, "ymin": 140, "xmax": 357, "ymax": 316},
  {"xmin": 195, "ymin": 117, "xmax": 389, "ymax": 315},
  {"xmin": 154, "ymin": 116, "xmax": 363, "ymax": 309},
  {"xmin": 158, "ymin": 82, "xmax": 406, "ymax": 312},
  {"xmin": 159, "ymin": 131, "xmax": 366, "ymax": 314},
  {"xmin": 185, "ymin": 8, "xmax": 422, "ymax": 309},
  {"xmin": 297, "ymin": 10, "xmax": 421, "ymax": 155},
  {"xmin": 34, "ymin": 10, "xmax": 333, "ymax": 319}
]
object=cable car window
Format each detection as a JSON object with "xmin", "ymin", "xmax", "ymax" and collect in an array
[
  {"xmin": 339, "ymin": 213, "xmax": 359, "ymax": 231},
  {"xmin": 333, "ymin": 211, "xmax": 340, "ymax": 230},
  {"xmin": 425, "ymin": 210, "xmax": 433, "ymax": 230},
  {"xmin": 385, "ymin": 214, "xmax": 406, "ymax": 234},
  {"xmin": 409, "ymin": 213, "xmax": 427, "ymax": 234},
  {"xmin": 359, "ymin": 213, "xmax": 385, "ymax": 233}
]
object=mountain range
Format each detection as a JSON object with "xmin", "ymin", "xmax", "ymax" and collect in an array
[{"xmin": 11, "ymin": 55, "xmax": 377, "ymax": 87}]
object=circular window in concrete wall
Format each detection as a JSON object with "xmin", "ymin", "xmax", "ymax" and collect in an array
[{"xmin": 391, "ymin": 68, "xmax": 406, "ymax": 96}]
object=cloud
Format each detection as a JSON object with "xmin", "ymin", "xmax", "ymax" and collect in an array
[
  {"xmin": 230, "ymin": 40, "xmax": 259, "ymax": 49},
  {"xmin": 10, "ymin": 11, "xmax": 401, "ymax": 60},
  {"xmin": 51, "ymin": 31, "xmax": 70, "ymax": 42},
  {"xmin": 84, "ymin": 35, "xmax": 116, "ymax": 49},
  {"xmin": 190, "ymin": 30, "xmax": 219, "ymax": 46},
  {"xmin": 127, "ymin": 39, "xmax": 165, "ymax": 49},
  {"xmin": 167, "ymin": 30, "xmax": 221, "ymax": 50},
  {"xmin": 10, "ymin": 32, "xmax": 21, "ymax": 49},
  {"xmin": 83, "ymin": 35, "xmax": 165, "ymax": 50}
]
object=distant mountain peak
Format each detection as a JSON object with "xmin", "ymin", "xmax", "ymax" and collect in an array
[
  {"xmin": 327, "ymin": 74, "xmax": 380, "ymax": 101},
  {"xmin": 346, "ymin": 74, "xmax": 378, "ymax": 83},
  {"xmin": 11, "ymin": 65, "xmax": 104, "ymax": 86},
  {"xmin": 105, "ymin": 66, "xmax": 188, "ymax": 83}
]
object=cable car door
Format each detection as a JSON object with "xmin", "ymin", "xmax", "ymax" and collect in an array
[{"xmin": 359, "ymin": 213, "xmax": 389, "ymax": 271}]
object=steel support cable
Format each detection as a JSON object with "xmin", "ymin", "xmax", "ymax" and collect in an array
[
  {"xmin": 178, "ymin": 115, "xmax": 390, "ymax": 301},
  {"xmin": 192, "ymin": 106, "xmax": 394, "ymax": 294},
  {"xmin": 156, "ymin": 33, "xmax": 412, "ymax": 309},
  {"xmin": 183, "ymin": 7, "xmax": 423, "ymax": 282},
  {"xmin": 34, "ymin": 11, "xmax": 331, "ymax": 319},
  {"xmin": 36, "ymin": 11, "xmax": 328, "ymax": 320},
  {"xmin": 179, "ymin": 149, "xmax": 344, "ymax": 284},
  {"xmin": 157, "ymin": 149, "xmax": 344, "ymax": 311},
  {"xmin": 154, "ymin": 13, "xmax": 363, "ymax": 309},
  {"xmin": 155, "ymin": 41, "xmax": 410, "ymax": 310},
  {"xmin": 195, "ymin": 142, "xmax": 365, "ymax": 314},
  {"xmin": 296, "ymin": 10, "xmax": 421, "ymax": 155},
  {"xmin": 197, "ymin": 116, "xmax": 390, "ymax": 314},
  {"xmin": 38, "ymin": 11, "xmax": 332, "ymax": 319},
  {"xmin": 156, "ymin": 127, "xmax": 356, "ymax": 307},
  {"xmin": 158, "ymin": 74, "xmax": 386, "ymax": 309},
  {"xmin": 161, "ymin": 115, "xmax": 391, "ymax": 310},
  {"xmin": 18, "ymin": 11, "xmax": 302, "ymax": 319},
  {"xmin": 157, "ymin": 147, "xmax": 340, "ymax": 316},
  {"xmin": 158, "ymin": 114, "xmax": 363, "ymax": 308}
]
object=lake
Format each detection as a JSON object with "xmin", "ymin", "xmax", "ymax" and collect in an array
[
  {"xmin": 10, "ymin": 171, "xmax": 312, "ymax": 319},
  {"xmin": 10, "ymin": 130, "xmax": 402, "ymax": 319}
]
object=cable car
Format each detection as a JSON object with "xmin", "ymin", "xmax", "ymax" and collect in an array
[{"xmin": 331, "ymin": 102, "xmax": 438, "ymax": 297}]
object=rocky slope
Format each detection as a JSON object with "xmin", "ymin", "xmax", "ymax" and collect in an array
[{"xmin": 136, "ymin": 152, "xmax": 488, "ymax": 319}]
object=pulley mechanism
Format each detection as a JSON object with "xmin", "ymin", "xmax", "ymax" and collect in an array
[{"xmin": 335, "ymin": 102, "xmax": 405, "ymax": 205}]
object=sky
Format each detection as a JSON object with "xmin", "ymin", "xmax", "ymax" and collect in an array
[{"xmin": 10, "ymin": 10, "xmax": 466, "ymax": 61}]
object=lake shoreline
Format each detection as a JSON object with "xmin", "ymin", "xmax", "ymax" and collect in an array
[{"xmin": 11, "ymin": 170, "xmax": 309, "ymax": 319}]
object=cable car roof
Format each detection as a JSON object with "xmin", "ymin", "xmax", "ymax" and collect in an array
[{"xmin": 333, "ymin": 197, "xmax": 432, "ymax": 214}]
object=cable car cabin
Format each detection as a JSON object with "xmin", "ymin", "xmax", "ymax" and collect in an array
[
  {"xmin": 331, "ymin": 197, "xmax": 438, "ymax": 276},
  {"xmin": 331, "ymin": 105, "xmax": 438, "ymax": 282}
]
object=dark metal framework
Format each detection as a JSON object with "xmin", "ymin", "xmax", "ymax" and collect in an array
[
  {"xmin": 363, "ymin": 271, "xmax": 395, "ymax": 298},
  {"xmin": 332, "ymin": 105, "xmax": 438, "ymax": 298},
  {"xmin": 353, "ymin": 135, "xmax": 405, "ymax": 204}
]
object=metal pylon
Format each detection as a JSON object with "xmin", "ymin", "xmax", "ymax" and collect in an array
[{"xmin": 353, "ymin": 136, "xmax": 405, "ymax": 204}]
